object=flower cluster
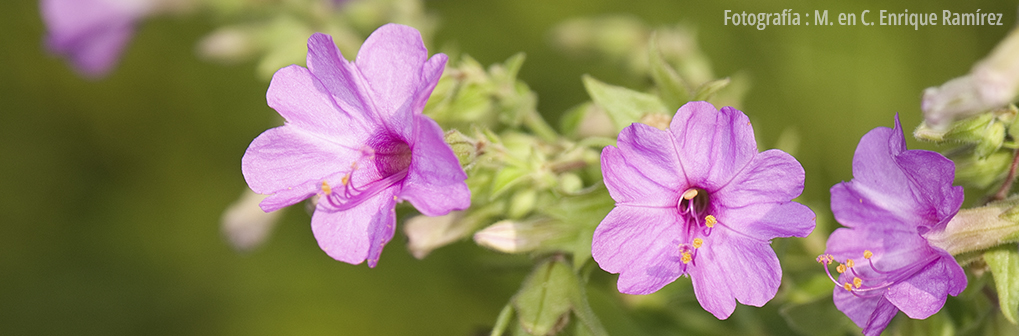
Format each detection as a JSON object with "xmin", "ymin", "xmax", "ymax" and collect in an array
[
  {"xmin": 592, "ymin": 101, "xmax": 816, "ymax": 319},
  {"xmin": 819, "ymin": 116, "xmax": 967, "ymax": 336}
]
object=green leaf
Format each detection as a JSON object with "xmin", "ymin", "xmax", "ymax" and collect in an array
[
  {"xmin": 648, "ymin": 33, "xmax": 689, "ymax": 110},
  {"xmin": 490, "ymin": 167, "xmax": 529, "ymax": 200},
  {"xmin": 491, "ymin": 303, "xmax": 515, "ymax": 336},
  {"xmin": 985, "ymin": 244, "xmax": 1019, "ymax": 324},
  {"xmin": 514, "ymin": 260, "xmax": 575, "ymax": 336},
  {"xmin": 582, "ymin": 75, "xmax": 668, "ymax": 131},
  {"xmin": 692, "ymin": 77, "xmax": 731, "ymax": 101},
  {"xmin": 566, "ymin": 274, "xmax": 609, "ymax": 336},
  {"xmin": 779, "ymin": 296, "xmax": 854, "ymax": 336}
]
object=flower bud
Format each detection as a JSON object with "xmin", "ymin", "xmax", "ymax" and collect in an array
[
  {"xmin": 403, "ymin": 211, "xmax": 467, "ymax": 259},
  {"xmin": 221, "ymin": 190, "xmax": 283, "ymax": 252},
  {"xmin": 922, "ymin": 27, "xmax": 1019, "ymax": 131},
  {"xmin": 443, "ymin": 129, "xmax": 479, "ymax": 168},
  {"xmin": 926, "ymin": 196, "xmax": 1019, "ymax": 256},
  {"xmin": 473, "ymin": 219, "xmax": 563, "ymax": 254}
]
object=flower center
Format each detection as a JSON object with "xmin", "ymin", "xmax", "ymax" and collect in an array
[
  {"xmin": 316, "ymin": 135, "xmax": 412, "ymax": 211},
  {"xmin": 676, "ymin": 187, "xmax": 717, "ymax": 268}
]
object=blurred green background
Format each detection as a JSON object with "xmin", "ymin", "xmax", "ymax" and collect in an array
[{"xmin": 1, "ymin": 0, "xmax": 1016, "ymax": 335}]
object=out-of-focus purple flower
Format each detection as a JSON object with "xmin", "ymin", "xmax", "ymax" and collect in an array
[
  {"xmin": 242, "ymin": 24, "xmax": 470, "ymax": 267},
  {"xmin": 41, "ymin": 0, "xmax": 154, "ymax": 78},
  {"xmin": 592, "ymin": 101, "xmax": 815, "ymax": 319},
  {"xmin": 819, "ymin": 116, "xmax": 967, "ymax": 336}
]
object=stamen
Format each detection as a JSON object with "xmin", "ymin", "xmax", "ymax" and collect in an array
[
  {"xmin": 843, "ymin": 283, "xmax": 852, "ymax": 291},
  {"xmin": 682, "ymin": 189, "xmax": 698, "ymax": 200},
  {"xmin": 853, "ymin": 277, "xmax": 863, "ymax": 288},
  {"xmin": 863, "ymin": 250, "xmax": 873, "ymax": 259},
  {"xmin": 705, "ymin": 215, "xmax": 717, "ymax": 228},
  {"xmin": 846, "ymin": 259, "xmax": 855, "ymax": 268},
  {"xmin": 836, "ymin": 264, "xmax": 846, "ymax": 274},
  {"xmin": 321, "ymin": 181, "xmax": 332, "ymax": 195},
  {"xmin": 341, "ymin": 174, "xmax": 350, "ymax": 186},
  {"xmin": 692, "ymin": 238, "xmax": 703, "ymax": 249},
  {"xmin": 681, "ymin": 252, "xmax": 692, "ymax": 264}
]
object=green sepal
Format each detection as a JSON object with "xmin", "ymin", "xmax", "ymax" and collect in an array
[{"xmin": 951, "ymin": 149, "xmax": 1012, "ymax": 189}]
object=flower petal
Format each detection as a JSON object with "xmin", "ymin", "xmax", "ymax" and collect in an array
[
  {"xmin": 829, "ymin": 181, "xmax": 904, "ymax": 230},
  {"xmin": 355, "ymin": 23, "xmax": 430, "ymax": 121},
  {"xmin": 267, "ymin": 64, "xmax": 372, "ymax": 142},
  {"xmin": 601, "ymin": 128, "xmax": 678, "ymax": 207},
  {"xmin": 592, "ymin": 206, "xmax": 684, "ymax": 295},
  {"xmin": 840, "ymin": 118, "xmax": 929, "ymax": 228},
  {"xmin": 412, "ymin": 53, "xmax": 448, "ymax": 115},
  {"xmin": 688, "ymin": 251, "xmax": 735, "ymax": 319},
  {"xmin": 669, "ymin": 102, "xmax": 756, "ymax": 191},
  {"xmin": 242, "ymin": 125, "xmax": 360, "ymax": 210},
  {"xmin": 833, "ymin": 288, "xmax": 899, "ymax": 336},
  {"xmin": 716, "ymin": 201, "xmax": 815, "ymax": 240},
  {"xmin": 893, "ymin": 149, "xmax": 964, "ymax": 229},
  {"xmin": 399, "ymin": 115, "xmax": 470, "ymax": 216},
  {"xmin": 311, "ymin": 187, "xmax": 398, "ymax": 267},
  {"xmin": 884, "ymin": 253, "xmax": 967, "ymax": 319},
  {"xmin": 714, "ymin": 149, "xmax": 805, "ymax": 208},
  {"xmin": 825, "ymin": 227, "xmax": 930, "ymax": 273},
  {"xmin": 304, "ymin": 33, "xmax": 375, "ymax": 129},
  {"xmin": 696, "ymin": 227, "xmax": 782, "ymax": 311}
]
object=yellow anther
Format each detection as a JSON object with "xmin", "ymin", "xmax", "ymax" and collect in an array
[
  {"xmin": 705, "ymin": 215, "xmax": 717, "ymax": 228},
  {"xmin": 692, "ymin": 238, "xmax": 704, "ymax": 249},
  {"xmin": 681, "ymin": 252, "xmax": 692, "ymax": 264},
  {"xmin": 846, "ymin": 259, "xmax": 855, "ymax": 268},
  {"xmin": 836, "ymin": 264, "xmax": 846, "ymax": 274},
  {"xmin": 682, "ymin": 189, "xmax": 699, "ymax": 200},
  {"xmin": 843, "ymin": 283, "xmax": 853, "ymax": 291},
  {"xmin": 321, "ymin": 181, "xmax": 332, "ymax": 195},
  {"xmin": 863, "ymin": 250, "xmax": 873, "ymax": 259},
  {"xmin": 853, "ymin": 277, "xmax": 862, "ymax": 288},
  {"xmin": 341, "ymin": 174, "xmax": 350, "ymax": 186},
  {"xmin": 351, "ymin": 161, "xmax": 358, "ymax": 169}
]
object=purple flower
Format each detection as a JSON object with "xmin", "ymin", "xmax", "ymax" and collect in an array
[
  {"xmin": 241, "ymin": 24, "xmax": 470, "ymax": 267},
  {"xmin": 592, "ymin": 101, "xmax": 816, "ymax": 319},
  {"xmin": 41, "ymin": 0, "xmax": 153, "ymax": 78},
  {"xmin": 819, "ymin": 116, "xmax": 966, "ymax": 336}
]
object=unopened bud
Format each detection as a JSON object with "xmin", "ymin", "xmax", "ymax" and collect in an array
[
  {"xmin": 473, "ymin": 219, "xmax": 562, "ymax": 254},
  {"xmin": 403, "ymin": 211, "xmax": 467, "ymax": 259},
  {"xmin": 922, "ymin": 27, "xmax": 1019, "ymax": 131},
  {"xmin": 221, "ymin": 190, "xmax": 283, "ymax": 252},
  {"xmin": 197, "ymin": 27, "xmax": 255, "ymax": 64}
]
